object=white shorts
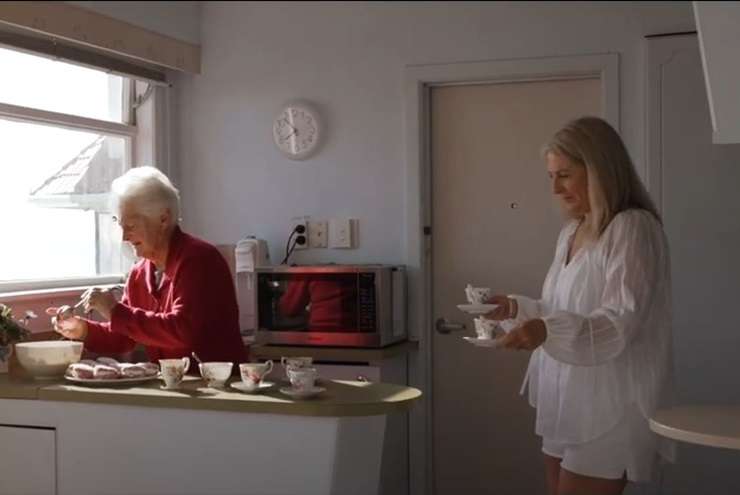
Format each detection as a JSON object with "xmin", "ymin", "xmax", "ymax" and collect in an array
[{"xmin": 541, "ymin": 405, "xmax": 658, "ymax": 482}]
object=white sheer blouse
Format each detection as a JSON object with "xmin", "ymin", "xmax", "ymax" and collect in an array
[{"xmin": 503, "ymin": 209, "xmax": 674, "ymax": 445}]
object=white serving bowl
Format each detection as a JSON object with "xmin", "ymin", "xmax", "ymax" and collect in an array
[{"xmin": 15, "ymin": 340, "xmax": 83, "ymax": 379}]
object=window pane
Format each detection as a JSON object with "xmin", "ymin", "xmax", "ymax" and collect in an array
[
  {"xmin": 0, "ymin": 118, "xmax": 132, "ymax": 282},
  {"xmin": 0, "ymin": 47, "xmax": 123, "ymax": 123}
]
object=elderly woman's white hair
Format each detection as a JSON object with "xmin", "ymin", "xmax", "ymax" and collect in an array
[{"xmin": 111, "ymin": 166, "xmax": 180, "ymax": 226}]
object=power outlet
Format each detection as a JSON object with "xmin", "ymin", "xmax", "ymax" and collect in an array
[
  {"xmin": 307, "ymin": 221, "xmax": 328, "ymax": 248},
  {"xmin": 291, "ymin": 216, "xmax": 309, "ymax": 250},
  {"xmin": 329, "ymin": 218, "xmax": 357, "ymax": 249}
]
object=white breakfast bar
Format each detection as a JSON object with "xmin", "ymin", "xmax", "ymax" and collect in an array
[{"xmin": 0, "ymin": 375, "xmax": 421, "ymax": 495}]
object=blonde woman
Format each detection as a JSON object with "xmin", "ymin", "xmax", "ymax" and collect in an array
[{"xmin": 485, "ymin": 117, "xmax": 674, "ymax": 495}]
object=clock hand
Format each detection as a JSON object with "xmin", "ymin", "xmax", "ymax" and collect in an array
[
  {"xmin": 282, "ymin": 119, "xmax": 297, "ymax": 132},
  {"xmin": 280, "ymin": 130, "xmax": 297, "ymax": 142}
]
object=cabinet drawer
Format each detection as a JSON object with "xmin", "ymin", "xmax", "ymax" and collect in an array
[{"xmin": 0, "ymin": 425, "xmax": 56, "ymax": 495}]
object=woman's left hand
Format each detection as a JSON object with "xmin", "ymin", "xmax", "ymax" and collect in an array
[
  {"xmin": 83, "ymin": 287, "xmax": 118, "ymax": 320},
  {"xmin": 499, "ymin": 318, "xmax": 547, "ymax": 351}
]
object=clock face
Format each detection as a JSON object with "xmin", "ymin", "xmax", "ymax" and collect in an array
[{"xmin": 272, "ymin": 105, "xmax": 321, "ymax": 160}]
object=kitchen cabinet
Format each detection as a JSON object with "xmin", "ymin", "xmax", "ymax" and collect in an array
[
  {"xmin": 693, "ymin": 1, "xmax": 740, "ymax": 143},
  {"xmin": 318, "ymin": 358, "xmax": 408, "ymax": 495},
  {"xmin": 0, "ymin": 377, "xmax": 420, "ymax": 495},
  {"xmin": 0, "ymin": 425, "xmax": 56, "ymax": 495},
  {"xmin": 253, "ymin": 343, "xmax": 413, "ymax": 495},
  {"xmin": 646, "ymin": 32, "xmax": 740, "ymax": 495}
]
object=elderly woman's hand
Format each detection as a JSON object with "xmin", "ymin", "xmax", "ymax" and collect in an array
[
  {"xmin": 482, "ymin": 295, "xmax": 517, "ymax": 321},
  {"xmin": 499, "ymin": 318, "xmax": 547, "ymax": 351},
  {"xmin": 82, "ymin": 287, "xmax": 119, "ymax": 320}
]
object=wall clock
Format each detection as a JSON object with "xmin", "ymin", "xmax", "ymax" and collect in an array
[{"xmin": 272, "ymin": 103, "xmax": 322, "ymax": 160}]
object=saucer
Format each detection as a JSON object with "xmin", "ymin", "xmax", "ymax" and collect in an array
[
  {"xmin": 160, "ymin": 383, "xmax": 183, "ymax": 390},
  {"xmin": 457, "ymin": 303, "xmax": 499, "ymax": 315},
  {"xmin": 279, "ymin": 386, "xmax": 326, "ymax": 400},
  {"xmin": 463, "ymin": 336, "xmax": 503, "ymax": 348},
  {"xmin": 230, "ymin": 381, "xmax": 275, "ymax": 394}
]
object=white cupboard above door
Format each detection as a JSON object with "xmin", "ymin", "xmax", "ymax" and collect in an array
[
  {"xmin": 0, "ymin": 425, "xmax": 56, "ymax": 495},
  {"xmin": 693, "ymin": 1, "xmax": 740, "ymax": 144}
]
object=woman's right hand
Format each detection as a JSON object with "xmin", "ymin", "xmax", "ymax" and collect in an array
[{"xmin": 482, "ymin": 295, "xmax": 517, "ymax": 321}]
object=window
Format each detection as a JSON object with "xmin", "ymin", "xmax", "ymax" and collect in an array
[{"xmin": 0, "ymin": 46, "xmax": 146, "ymax": 291}]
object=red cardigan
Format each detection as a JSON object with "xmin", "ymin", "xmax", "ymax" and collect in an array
[
  {"xmin": 278, "ymin": 278, "xmax": 357, "ymax": 331},
  {"xmin": 85, "ymin": 227, "xmax": 248, "ymax": 365}
]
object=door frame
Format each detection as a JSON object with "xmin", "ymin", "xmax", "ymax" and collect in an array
[{"xmin": 403, "ymin": 53, "xmax": 620, "ymax": 495}]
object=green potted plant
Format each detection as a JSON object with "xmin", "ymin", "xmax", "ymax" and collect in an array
[{"xmin": 0, "ymin": 304, "xmax": 34, "ymax": 373}]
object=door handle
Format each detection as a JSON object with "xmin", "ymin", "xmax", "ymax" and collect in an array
[{"xmin": 435, "ymin": 318, "xmax": 466, "ymax": 334}]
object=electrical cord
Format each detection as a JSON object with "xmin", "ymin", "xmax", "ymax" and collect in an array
[
  {"xmin": 281, "ymin": 235, "xmax": 306, "ymax": 264},
  {"xmin": 281, "ymin": 225, "xmax": 306, "ymax": 265}
]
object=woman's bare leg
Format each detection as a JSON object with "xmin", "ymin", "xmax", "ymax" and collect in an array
[
  {"xmin": 557, "ymin": 467, "xmax": 627, "ymax": 495},
  {"xmin": 543, "ymin": 453, "xmax": 562, "ymax": 495}
]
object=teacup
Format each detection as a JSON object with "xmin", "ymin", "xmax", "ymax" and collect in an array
[
  {"xmin": 239, "ymin": 361, "xmax": 274, "ymax": 391},
  {"xmin": 159, "ymin": 357, "xmax": 190, "ymax": 389},
  {"xmin": 199, "ymin": 361, "xmax": 233, "ymax": 388},
  {"xmin": 287, "ymin": 367, "xmax": 318, "ymax": 391},
  {"xmin": 281, "ymin": 356, "xmax": 313, "ymax": 376},
  {"xmin": 465, "ymin": 284, "xmax": 492, "ymax": 305},
  {"xmin": 474, "ymin": 317, "xmax": 498, "ymax": 340}
]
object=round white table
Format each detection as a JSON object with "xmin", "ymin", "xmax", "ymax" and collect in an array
[{"xmin": 649, "ymin": 405, "xmax": 740, "ymax": 450}]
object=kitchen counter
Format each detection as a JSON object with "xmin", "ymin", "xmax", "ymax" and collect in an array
[
  {"xmin": 0, "ymin": 373, "xmax": 421, "ymax": 495},
  {"xmin": 0, "ymin": 374, "xmax": 420, "ymax": 417},
  {"xmin": 0, "ymin": 374, "xmax": 41, "ymax": 399}
]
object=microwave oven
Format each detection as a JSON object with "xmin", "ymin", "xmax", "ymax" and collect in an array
[{"xmin": 255, "ymin": 264, "xmax": 406, "ymax": 347}]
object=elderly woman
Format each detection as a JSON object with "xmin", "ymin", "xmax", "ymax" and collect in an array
[
  {"xmin": 53, "ymin": 166, "xmax": 247, "ymax": 366},
  {"xmin": 485, "ymin": 117, "xmax": 674, "ymax": 495}
]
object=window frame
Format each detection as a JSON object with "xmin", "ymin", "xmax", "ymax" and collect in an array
[{"xmin": 0, "ymin": 75, "xmax": 140, "ymax": 294}]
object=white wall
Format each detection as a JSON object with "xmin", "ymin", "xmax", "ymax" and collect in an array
[
  {"xmin": 65, "ymin": 1, "xmax": 202, "ymax": 44},
  {"xmin": 174, "ymin": 1, "xmax": 694, "ymax": 264}
]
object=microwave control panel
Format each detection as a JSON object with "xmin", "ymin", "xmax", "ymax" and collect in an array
[{"xmin": 358, "ymin": 273, "xmax": 376, "ymax": 331}]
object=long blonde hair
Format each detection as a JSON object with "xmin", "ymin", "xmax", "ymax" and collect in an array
[{"xmin": 542, "ymin": 116, "xmax": 660, "ymax": 238}]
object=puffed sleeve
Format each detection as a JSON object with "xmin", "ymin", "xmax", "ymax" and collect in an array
[
  {"xmin": 540, "ymin": 210, "xmax": 668, "ymax": 366},
  {"xmin": 499, "ymin": 221, "xmax": 573, "ymax": 331}
]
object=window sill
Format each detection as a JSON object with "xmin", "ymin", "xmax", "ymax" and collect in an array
[
  {"xmin": 0, "ymin": 276, "xmax": 124, "ymax": 302},
  {"xmin": 0, "ymin": 282, "xmax": 123, "ymax": 334}
]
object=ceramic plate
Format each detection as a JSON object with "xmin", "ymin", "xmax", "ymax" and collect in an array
[
  {"xmin": 279, "ymin": 386, "xmax": 326, "ymax": 400},
  {"xmin": 230, "ymin": 381, "xmax": 276, "ymax": 394},
  {"xmin": 64, "ymin": 374, "xmax": 159, "ymax": 386},
  {"xmin": 457, "ymin": 303, "xmax": 499, "ymax": 315},
  {"xmin": 462, "ymin": 336, "xmax": 503, "ymax": 348}
]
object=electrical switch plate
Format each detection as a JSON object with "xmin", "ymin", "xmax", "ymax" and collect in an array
[
  {"xmin": 307, "ymin": 221, "xmax": 328, "ymax": 248},
  {"xmin": 291, "ymin": 216, "xmax": 309, "ymax": 250},
  {"xmin": 329, "ymin": 218, "xmax": 357, "ymax": 249}
]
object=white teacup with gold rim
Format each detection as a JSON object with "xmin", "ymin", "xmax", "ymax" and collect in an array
[
  {"xmin": 474, "ymin": 317, "xmax": 498, "ymax": 340},
  {"xmin": 281, "ymin": 356, "xmax": 312, "ymax": 369},
  {"xmin": 465, "ymin": 284, "xmax": 492, "ymax": 305},
  {"xmin": 199, "ymin": 361, "xmax": 233, "ymax": 388},
  {"xmin": 281, "ymin": 356, "xmax": 313, "ymax": 377},
  {"xmin": 239, "ymin": 361, "xmax": 274, "ymax": 392},
  {"xmin": 287, "ymin": 367, "xmax": 318, "ymax": 391},
  {"xmin": 159, "ymin": 357, "xmax": 190, "ymax": 389}
]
